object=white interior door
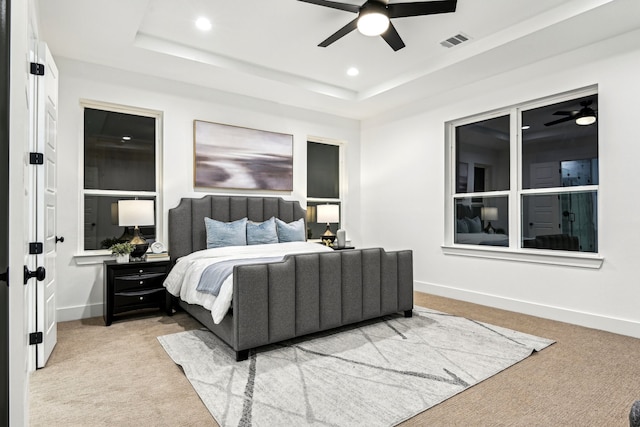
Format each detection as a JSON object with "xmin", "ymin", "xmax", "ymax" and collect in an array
[
  {"xmin": 528, "ymin": 162, "xmax": 561, "ymax": 237},
  {"xmin": 34, "ymin": 42, "xmax": 58, "ymax": 368}
]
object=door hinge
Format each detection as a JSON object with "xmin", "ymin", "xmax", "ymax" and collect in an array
[
  {"xmin": 29, "ymin": 242, "xmax": 43, "ymax": 254},
  {"xmin": 29, "ymin": 152, "xmax": 44, "ymax": 165},
  {"xmin": 0, "ymin": 268, "xmax": 7, "ymax": 286},
  {"xmin": 30, "ymin": 62, "xmax": 45, "ymax": 76},
  {"xmin": 29, "ymin": 332, "xmax": 43, "ymax": 345}
]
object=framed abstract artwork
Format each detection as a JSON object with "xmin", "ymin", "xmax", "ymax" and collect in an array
[{"xmin": 194, "ymin": 120, "xmax": 293, "ymax": 191}]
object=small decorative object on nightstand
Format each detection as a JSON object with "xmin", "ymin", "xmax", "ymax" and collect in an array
[
  {"xmin": 103, "ymin": 259, "xmax": 171, "ymax": 326},
  {"xmin": 109, "ymin": 242, "xmax": 134, "ymax": 264}
]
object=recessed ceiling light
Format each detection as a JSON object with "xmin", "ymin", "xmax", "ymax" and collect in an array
[
  {"xmin": 121, "ymin": 135, "xmax": 132, "ymax": 141},
  {"xmin": 347, "ymin": 67, "xmax": 359, "ymax": 77},
  {"xmin": 521, "ymin": 125, "xmax": 530, "ymax": 130},
  {"xmin": 195, "ymin": 17, "xmax": 212, "ymax": 31}
]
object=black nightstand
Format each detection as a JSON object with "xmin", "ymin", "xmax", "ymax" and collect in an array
[{"xmin": 103, "ymin": 259, "xmax": 172, "ymax": 326}]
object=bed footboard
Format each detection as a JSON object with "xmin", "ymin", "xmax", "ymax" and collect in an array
[{"xmin": 231, "ymin": 248, "xmax": 413, "ymax": 358}]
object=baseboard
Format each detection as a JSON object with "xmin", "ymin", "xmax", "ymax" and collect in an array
[
  {"xmin": 415, "ymin": 281, "xmax": 640, "ymax": 339},
  {"xmin": 57, "ymin": 302, "xmax": 103, "ymax": 323}
]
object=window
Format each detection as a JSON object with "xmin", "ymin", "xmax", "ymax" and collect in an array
[
  {"xmin": 82, "ymin": 104, "xmax": 161, "ymax": 251},
  {"xmin": 306, "ymin": 140, "xmax": 343, "ymax": 240},
  {"xmin": 448, "ymin": 89, "xmax": 598, "ymax": 254}
]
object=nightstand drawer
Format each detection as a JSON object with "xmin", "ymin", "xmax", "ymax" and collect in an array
[
  {"xmin": 114, "ymin": 272, "xmax": 166, "ymax": 292},
  {"xmin": 115, "ymin": 264, "xmax": 167, "ymax": 276},
  {"xmin": 113, "ymin": 288, "xmax": 165, "ymax": 314}
]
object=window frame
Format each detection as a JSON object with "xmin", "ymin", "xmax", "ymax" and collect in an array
[
  {"xmin": 77, "ymin": 100, "xmax": 163, "ymax": 257},
  {"xmin": 443, "ymin": 87, "xmax": 603, "ymax": 269},
  {"xmin": 306, "ymin": 136, "xmax": 346, "ymax": 241}
]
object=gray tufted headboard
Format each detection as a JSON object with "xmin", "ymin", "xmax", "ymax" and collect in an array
[{"xmin": 168, "ymin": 195, "xmax": 306, "ymax": 262}]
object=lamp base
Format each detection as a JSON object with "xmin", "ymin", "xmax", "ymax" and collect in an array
[
  {"xmin": 484, "ymin": 222, "xmax": 495, "ymax": 234},
  {"xmin": 129, "ymin": 226, "xmax": 149, "ymax": 260},
  {"xmin": 322, "ymin": 224, "xmax": 335, "ymax": 246},
  {"xmin": 117, "ymin": 226, "xmax": 134, "ymax": 243}
]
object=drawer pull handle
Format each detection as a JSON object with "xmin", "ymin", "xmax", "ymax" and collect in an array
[
  {"xmin": 139, "ymin": 280, "xmax": 144, "ymax": 284},
  {"xmin": 139, "ymin": 269, "xmax": 143, "ymax": 273},
  {"xmin": 139, "ymin": 296, "xmax": 144, "ymax": 301}
]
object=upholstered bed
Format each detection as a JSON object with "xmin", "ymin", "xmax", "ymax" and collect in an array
[{"xmin": 166, "ymin": 195, "xmax": 414, "ymax": 361}]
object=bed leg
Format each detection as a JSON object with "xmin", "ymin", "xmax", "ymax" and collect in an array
[
  {"xmin": 235, "ymin": 350, "xmax": 249, "ymax": 362},
  {"xmin": 404, "ymin": 310, "xmax": 413, "ymax": 318}
]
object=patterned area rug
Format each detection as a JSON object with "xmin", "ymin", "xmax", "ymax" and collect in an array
[{"xmin": 158, "ymin": 307, "xmax": 554, "ymax": 426}]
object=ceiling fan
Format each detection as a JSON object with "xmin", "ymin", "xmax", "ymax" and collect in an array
[
  {"xmin": 298, "ymin": 0, "xmax": 458, "ymax": 51},
  {"xmin": 544, "ymin": 100, "xmax": 598, "ymax": 126}
]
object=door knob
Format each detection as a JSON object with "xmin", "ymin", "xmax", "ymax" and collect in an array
[
  {"xmin": 56, "ymin": 236, "xmax": 64, "ymax": 243},
  {"xmin": 24, "ymin": 266, "xmax": 46, "ymax": 285}
]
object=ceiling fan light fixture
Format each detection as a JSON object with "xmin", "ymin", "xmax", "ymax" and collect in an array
[
  {"xmin": 357, "ymin": 7, "xmax": 389, "ymax": 36},
  {"xmin": 575, "ymin": 108, "xmax": 597, "ymax": 126}
]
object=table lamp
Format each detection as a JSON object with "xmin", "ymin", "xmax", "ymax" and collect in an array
[
  {"xmin": 316, "ymin": 204, "xmax": 339, "ymax": 240},
  {"xmin": 118, "ymin": 199, "xmax": 155, "ymax": 259},
  {"xmin": 481, "ymin": 207, "xmax": 498, "ymax": 234}
]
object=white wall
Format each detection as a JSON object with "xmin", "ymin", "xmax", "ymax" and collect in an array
[
  {"xmin": 55, "ymin": 59, "xmax": 360, "ymax": 321},
  {"xmin": 360, "ymin": 30, "xmax": 640, "ymax": 338}
]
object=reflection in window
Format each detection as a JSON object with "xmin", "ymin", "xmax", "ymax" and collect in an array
[
  {"xmin": 84, "ymin": 195, "xmax": 156, "ymax": 250},
  {"xmin": 455, "ymin": 115, "xmax": 510, "ymax": 193},
  {"xmin": 455, "ymin": 196, "xmax": 509, "ymax": 246},
  {"xmin": 520, "ymin": 94, "xmax": 598, "ymax": 253},
  {"xmin": 522, "ymin": 95, "xmax": 598, "ymax": 190},
  {"xmin": 522, "ymin": 192, "xmax": 597, "ymax": 252}
]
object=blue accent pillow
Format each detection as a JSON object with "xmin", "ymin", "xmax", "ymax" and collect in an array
[
  {"xmin": 456, "ymin": 219, "xmax": 469, "ymax": 233},
  {"xmin": 247, "ymin": 217, "xmax": 279, "ymax": 245},
  {"xmin": 275, "ymin": 218, "xmax": 305, "ymax": 243},
  {"xmin": 464, "ymin": 216, "xmax": 482, "ymax": 233},
  {"xmin": 204, "ymin": 217, "xmax": 247, "ymax": 248}
]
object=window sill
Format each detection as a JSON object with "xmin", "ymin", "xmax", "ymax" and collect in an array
[
  {"xmin": 441, "ymin": 245, "xmax": 603, "ymax": 269},
  {"xmin": 73, "ymin": 251, "xmax": 112, "ymax": 266}
]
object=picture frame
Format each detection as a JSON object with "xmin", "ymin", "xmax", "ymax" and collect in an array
[{"xmin": 193, "ymin": 120, "xmax": 293, "ymax": 191}]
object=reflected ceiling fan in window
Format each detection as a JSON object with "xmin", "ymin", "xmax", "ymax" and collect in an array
[
  {"xmin": 298, "ymin": 0, "xmax": 458, "ymax": 51},
  {"xmin": 544, "ymin": 100, "xmax": 597, "ymax": 126}
]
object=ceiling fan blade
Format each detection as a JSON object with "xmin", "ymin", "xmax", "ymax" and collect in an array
[
  {"xmin": 298, "ymin": 0, "xmax": 359, "ymax": 13},
  {"xmin": 552, "ymin": 110, "xmax": 576, "ymax": 116},
  {"xmin": 388, "ymin": 0, "xmax": 457, "ymax": 18},
  {"xmin": 544, "ymin": 115, "xmax": 575, "ymax": 127},
  {"xmin": 318, "ymin": 18, "xmax": 359, "ymax": 47},
  {"xmin": 381, "ymin": 22, "xmax": 406, "ymax": 51}
]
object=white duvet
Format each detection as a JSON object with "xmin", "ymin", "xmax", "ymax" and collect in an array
[{"xmin": 164, "ymin": 242, "xmax": 333, "ymax": 324}]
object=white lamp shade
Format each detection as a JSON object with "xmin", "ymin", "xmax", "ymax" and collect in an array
[
  {"xmin": 480, "ymin": 207, "xmax": 498, "ymax": 221},
  {"xmin": 118, "ymin": 199, "xmax": 155, "ymax": 227},
  {"xmin": 316, "ymin": 204, "xmax": 339, "ymax": 224}
]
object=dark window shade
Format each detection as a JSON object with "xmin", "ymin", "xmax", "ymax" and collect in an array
[{"xmin": 307, "ymin": 142, "xmax": 339, "ymax": 199}]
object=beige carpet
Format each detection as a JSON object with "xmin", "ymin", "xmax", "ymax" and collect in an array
[{"xmin": 30, "ymin": 292, "xmax": 640, "ymax": 426}]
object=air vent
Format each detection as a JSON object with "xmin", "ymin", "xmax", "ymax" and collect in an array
[{"xmin": 440, "ymin": 33, "xmax": 470, "ymax": 48}]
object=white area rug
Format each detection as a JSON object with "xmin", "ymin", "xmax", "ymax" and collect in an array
[{"xmin": 158, "ymin": 307, "xmax": 554, "ymax": 426}]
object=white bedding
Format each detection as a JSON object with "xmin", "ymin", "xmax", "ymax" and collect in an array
[
  {"xmin": 455, "ymin": 232, "xmax": 509, "ymax": 246},
  {"xmin": 164, "ymin": 242, "xmax": 333, "ymax": 324}
]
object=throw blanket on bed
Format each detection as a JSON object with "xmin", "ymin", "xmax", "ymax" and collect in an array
[
  {"xmin": 163, "ymin": 242, "xmax": 334, "ymax": 324},
  {"xmin": 196, "ymin": 256, "xmax": 284, "ymax": 296}
]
